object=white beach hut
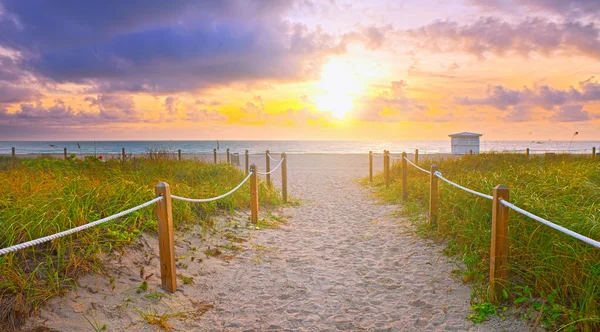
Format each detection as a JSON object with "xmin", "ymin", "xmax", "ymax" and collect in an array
[{"xmin": 449, "ymin": 132, "xmax": 483, "ymax": 154}]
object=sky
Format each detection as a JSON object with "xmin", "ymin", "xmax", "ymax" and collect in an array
[{"xmin": 0, "ymin": 0, "xmax": 599, "ymax": 141}]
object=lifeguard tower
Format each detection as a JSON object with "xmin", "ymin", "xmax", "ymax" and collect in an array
[{"xmin": 449, "ymin": 132, "xmax": 482, "ymax": 154}]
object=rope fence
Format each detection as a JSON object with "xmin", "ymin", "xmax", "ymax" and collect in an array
[
  {"xmin": 0, "ymin": 197, "xmax": 164, "ymax": 256},
  {"xmin": 0, "ymin": 147, "xmax": 289, "ymax": 294},
  {"xmin": 369, "ymin": 147, "xmax": 600, "ymax": 302}
]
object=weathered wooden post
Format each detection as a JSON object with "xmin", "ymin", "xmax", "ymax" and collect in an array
[
  {"xmin": 12, "ymin": 147, "xmax": 16, "ymax": 158},
  {"xmin": 64, "ymin": 147, "xmax": 68, "ymax": 160},
  {"xmin": 526, "ymin": 148, "xmax": 530, "ymax": 157},
  {"xmin": 245, "ymin": 150, "xmax": 249, "ymax": 174},
  {"xmin": 469, "ymin": 149, "xmax": 473, "ymax": 156},
  {"xmin": 402, "ymin": 152, "xmax": 408, "ymax": 202},
  {"xmin": 593, "ymin": 147, "xmax": 596, "ymax": 159},
  {"xmin": 369, "ymin": 151, "xmax": 373, "ymax": 183},
  {"xmin": 265, "ymin": 150, "xmax": 271, "ymax": 187},
  {"xmin": 213, "ymin": 149, "xmax": 217, "ymax": 164},
  {"xmin": 250, "ymin": 164, "xmax": 259, "ymax": 224},
  {"xmin": 489, "ymin": 184, "xmax": 510, "ymax": 303},
  {"xmin": 384, "ymin": 150, "xmax": 390, "ymax": 189},
  {"xmin": 429, "ymin": 164, "xmax": 438, "ymax": 226},
  {"xmin": 178, "ymin": 149, "xmax": 182, "ymax": 161},
  {"xmin": 155, "ymin": 182, "xmax": 177, "ymax": 293},
  {"xmin": 226, "ymin": 148, "xmax": 230, "ymax": 164},
  {"xmin": 122, "ymin": 148, "xmax": 126, "ymax": 163},
  {"xmin": 281, "ymin": 152, "xmax": 288, "ymax": 203},
  {"xmin": 415, "ymin": 149, "xmax": 419, "ymax": 164}
]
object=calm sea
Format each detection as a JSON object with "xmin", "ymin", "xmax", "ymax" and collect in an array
[{"xmin": 1, "ymin": 140, "xmax": 599, "ymax": 155}]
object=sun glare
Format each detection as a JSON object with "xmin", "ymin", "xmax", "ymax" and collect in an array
[{"xmin": 314, "ymin": 61, "xmax": 363, "ymax": 119}]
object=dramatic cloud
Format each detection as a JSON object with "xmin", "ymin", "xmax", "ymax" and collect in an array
[
  {"xmin": 406, "ymin": 17, "xmax": 600, "ymax": 59},
  {"xmin": 0, "ymin": 0, "xmax": 385, "ymax": 94},
  {"xmin": 0, "ymin": 82, "xmax": 39, "ymax": 103},
  {"xmin": 458, "ymin": 78, "xmax": 600, "ymax": 110},
  {"xmin": 459, "ymin": 78, "xmax": 600, "ymax": 122}
]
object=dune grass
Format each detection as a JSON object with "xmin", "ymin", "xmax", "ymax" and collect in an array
[
  {"xmin": 0, "ymin": 155, "xmax": 281, "ymax": 329},
  {"xmin": 367, "ymin": 153, "xmax": 600, "ymax": 331}
]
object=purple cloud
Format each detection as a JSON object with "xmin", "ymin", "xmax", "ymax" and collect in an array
[
  {"xmin": 406, "ymin": 17, "xmax": 600, "ymax": 59},
  {"xmin": 469, "ymin": 0, "xmax": 600, "ymax": 19},
  {"xmin": 550, "ymin": 105, "xmax": 598, "ymax": 122},
  {"xmin": 0, "ymin": 1, "xmax": 384, "ymax": 94},
  {"xmin": 458, "ymin": 78, "xmax": 600, "ymax": 109}
]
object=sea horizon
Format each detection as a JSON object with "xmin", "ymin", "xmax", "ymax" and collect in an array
[{"xmin": 2, "ymin": 139, "xmax": 599, "ymax": 155}]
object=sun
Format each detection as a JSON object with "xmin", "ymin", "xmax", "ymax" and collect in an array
[{"xmin": 314, "ymin": 61, "xmax": 363, "ymax": 119}]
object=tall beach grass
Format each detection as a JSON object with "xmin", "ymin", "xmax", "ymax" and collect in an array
[
  {"xmin": 368, "ymin": 153, "xmax": 600, "ymax": 330},
  {"xmin": 0, "ymin": 155, "xmax": 280, "ymax": 329}
]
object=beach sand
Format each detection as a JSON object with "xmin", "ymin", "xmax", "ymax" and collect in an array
[{"xmin": 21, "ymin": 154, "xmax": 530, "ymax": 331}]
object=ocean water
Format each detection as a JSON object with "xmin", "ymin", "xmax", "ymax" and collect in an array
[{"xmin": 1, "ymin": 140, "xmax": 599, "ymax": 155}]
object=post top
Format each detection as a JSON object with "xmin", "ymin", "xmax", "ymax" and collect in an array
[
  {"xmin": 494, "ymin": 184, "xmax": 508, "ymax": 190},
  {"xmin": 155, "ymin": 181, "xmax": 170, "ymax": 188}
]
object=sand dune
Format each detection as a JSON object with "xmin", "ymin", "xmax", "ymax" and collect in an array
[{"xmin": 22, "ymin": 154, "xmax": 530, "ymax": 331}]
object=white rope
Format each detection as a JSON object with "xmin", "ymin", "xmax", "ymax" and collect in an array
[
  {"xmin": 434, "ymin": 171, "xmax": 493, "ymax": 200},
  {"xmin": 257, "ymin": 157, "xmax": 285, "ymax": 175},
  {"xmin": 266, "ymin": 153, "xmax": 282, "ymax": 162},
  {"xmin": 500, "ymin": 199, "xmax": 600, "ymax": 249},
  {"xmin": 403, "ymin": 156, "xmax": 431, "ymax": 174},
  {"xmin": 0, "ymin": 197, "xmax": 163, "ymax": 256},
  {"xmin": 171, "ymin": 171, "xmax": 253, "ymax": 203},
  {"xmin": 388, "ymin": 154, "xmax": 404, "ymax": 160}
]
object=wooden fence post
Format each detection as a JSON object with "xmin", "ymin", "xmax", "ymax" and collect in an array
[
  {"xmin": 250, "ymin": 164, "xmax": 259, "ymax": 224},
  {"xmin": 593, "ymin": 147, "xmax": 596, "ymax": 159},
  {"xmin": 265, "ymin": 150, "xmax": 271, "ymax": 187},
  {"xmin": 155, "ymin": 182, "xmax": 177, "ymax": 293},
  {"xmin": 415, "ymin": 149, "xmax": 419, "ymax": 164},
  {"xmin": 178, "ymin": 149, "xmax": 182, "ymax": 161},
  {"xmin": 429, "ymin": 164, "xmax": 438, "ymax": 226},
  {"xmin": 64, "ymin": 147, "xmax": 68, "ymax": 160},
  {"xmin": 245, "ymin": 150, "xmax": 249, "ymax": 174},
  {"xmin": 470, "ymin": 149, "xmax": 473, "ymax": 156},
  {"xmin": 402, "ymin": 152, "xmax": 408, "ymax": 202},
  {"xmin": 281, "ymin": 152, "xmax": 287, "ymax": 203},
  {"xmin": 213, "ymin": 149, "xmax": 217, "ymax": 164},
  {"xmin": 369, "ymin": 151, "xmax": 373, "ymax": 183},
  {"xmin": 226, "ymin": 148, "xmax": 230, "ymax": 164},
  {"xmin": 489, "ymin": 184, "xmax": 510, "ymax": 303},
  {"xmin": 526, "ymin": 148, "xmax": 530, "ymax": 157},
  {"xmin": 122, "ymin": 148, "xmax": 126, "ymax": 164},
  {"xmin": 11, "ymin": 147, "xmax": 15, "ymax": 158},
  {"xmin": 384, "ymin": 150, "xmax": 390, "ymax": 189}
]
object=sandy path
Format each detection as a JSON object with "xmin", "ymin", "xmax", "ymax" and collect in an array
[
  {"xmin": 22, "ymin": 154, "xmax": 530, "ymax": 331},
  {"xmin": 192, "ymin": 154, "xmax": 528, "ymax": 331}
]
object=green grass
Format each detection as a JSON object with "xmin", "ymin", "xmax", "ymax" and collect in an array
[
  {"xmin": 0, "ymin": 155, "xmax": 280, "ymax": 329},
  {"xmin": 366, "ymin": 153, "xmax": 600, "ymax": 331}
]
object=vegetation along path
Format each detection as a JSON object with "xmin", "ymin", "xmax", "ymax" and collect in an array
[{"xmin": 24, "ymin": 155, "xmax": 530, "ymax": 331}]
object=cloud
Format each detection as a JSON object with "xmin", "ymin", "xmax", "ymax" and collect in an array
[
  {"xmin": 350, "ymin": 81, "xmax": 442, "ymax": 122},
  {"xmin": 0, "ymin": 1, "xmax": 385, "ymax": 94},
  {"xmin": 469, "ymin": 0, "xmax": 600, "ymax": 19},
  {"xmin": 405, "ymin": 17, "xmax": 600, "ymax": 59},
  {"xmin": 0, "ymin": 82, "xmax": 40, "ymax": 103},
  {"xmin": 549, "ymin": 104, "xmax": 598, "ymax": 122},
  {"xmin": 184, "ymin": 109, "xmax": 227, "ymax": 122},
  {"xmin": 500, "ymin": 105, "xmax": 534, "ymax": 122},
  {"xmin": 458, "ymin": 78, "xmax": 600, "ymax": 122},
  {"xmin": 457, "ymin": 78, "xmax": 600, "ymax": 109}
]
